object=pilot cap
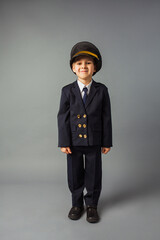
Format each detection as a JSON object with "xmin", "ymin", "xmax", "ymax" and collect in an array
[{"xmin": 70, "ymin": 41, "xmax": 102, "ymax": 75}]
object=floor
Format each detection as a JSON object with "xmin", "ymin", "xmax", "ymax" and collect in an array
[{"xmin": 1, "ymin": 178, "xmax": 160, "ymax": 240}]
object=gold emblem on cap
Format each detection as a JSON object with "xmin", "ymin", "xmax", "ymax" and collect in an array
[{"xmin": 79, "ymin": 134, "xmax": 82, "ymax": 138}]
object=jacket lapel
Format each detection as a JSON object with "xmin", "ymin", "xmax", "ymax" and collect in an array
[
  {"xmin": 72, "ymin": 81, "xmax": 86, "ymax": 111},
  {"xmin": 85, "ymin": 80, "xmax": 99, "ymax": 109}
]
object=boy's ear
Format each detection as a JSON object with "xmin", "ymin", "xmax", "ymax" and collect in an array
[{"xmin": 72, "ymin": 63, "xmax": 76, "ymax": 73}]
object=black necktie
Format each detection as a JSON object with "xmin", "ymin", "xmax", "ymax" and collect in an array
[{"xmin": 83, "ymin": 87, "xmax": 88, "ymax": 104}]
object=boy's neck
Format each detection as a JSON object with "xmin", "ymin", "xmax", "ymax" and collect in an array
[{"xmin": 77, "ymin": 77, "xmax": 92, "ymax": 86}]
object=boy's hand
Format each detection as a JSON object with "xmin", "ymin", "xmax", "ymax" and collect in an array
[
  {"xmin": 101, "ymin": 147, "xmax": 111, "ymax": 154},
  {"xmin": 61, "ymin": 147, "xmax": 72, "ymax": 154}
]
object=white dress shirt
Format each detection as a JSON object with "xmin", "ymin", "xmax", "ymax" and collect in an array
[{"xmin": 77, "ymin": 79, "xmax": 92, "ymax": 98}]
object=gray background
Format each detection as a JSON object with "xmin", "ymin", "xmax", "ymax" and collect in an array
[{"xmin": 0, "ymin": 0, "xmax": 160, "ymax": 239}]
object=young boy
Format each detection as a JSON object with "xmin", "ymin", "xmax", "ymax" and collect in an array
[{"xmin": 57, "ymin": 41, "xmax": 112, "ymax": 223}]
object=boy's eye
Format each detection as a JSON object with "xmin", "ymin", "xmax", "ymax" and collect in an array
[{"xmin": 76, "ymin": 61, "xmax": 92, "ymax": 65}]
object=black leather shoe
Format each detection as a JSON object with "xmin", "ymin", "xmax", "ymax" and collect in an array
[
  {"xmin": 68, "ymin": 206, "xmax": 84, "ymax": 220},
  {"xmin": 86, "ymin": 206, "xmax": 99, "ymax": 223}
]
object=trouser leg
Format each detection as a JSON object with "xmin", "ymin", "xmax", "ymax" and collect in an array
[
  {"xmin": 67, "ymin": 147, "xmax": 84, "ymax": 207},
  {"xmin": 84, "ymin": 146, "xmax": 102, "ymax": 207}
]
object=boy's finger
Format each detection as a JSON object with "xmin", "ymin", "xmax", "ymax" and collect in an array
[
  {"xmin": 68, "ymin": 148, "xmax": 72, "ymax": 154},
  {"xmin": 105, "ymin": 149, "xmax": 110, "ymax": 154},
  {"xmin": 65, "ymin": 147, "xmax": 71, "ymax": 154}
]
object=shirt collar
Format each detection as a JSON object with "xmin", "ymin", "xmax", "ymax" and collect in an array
[{"xmin": 77, "ymin": 79, "xmax": 93, "ymax": 93}]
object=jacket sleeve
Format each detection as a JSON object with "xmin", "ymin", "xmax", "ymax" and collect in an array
[
  {"xmin": 101, "ymin": 86, "xmax": 113, "ymax": 148},
  {"xmin": 57, "ymin": 88, "xmax": 71, "ymax": 147}
]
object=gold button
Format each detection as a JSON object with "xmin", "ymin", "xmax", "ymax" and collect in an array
[
  {"xmin": 84, "ymin": 134, "xmax": 87, "ymax": 138},
  {"xmin": 83, "ymin": 114, "xmax": 87, "ymax": 118},
  {"xmin": 79, "ymin": 134, "xmax": 82, "ymax": 138},
  {"xmin": 77, "ymin": 114, "xmax": 81, "ymax": 119},
  {"xmin": 78, "ymin": 124, "xmax": 82, "ymax": 128},
  {"xmin": 83, "ymin": 124, "xmax": 86, "ymax": 128}
]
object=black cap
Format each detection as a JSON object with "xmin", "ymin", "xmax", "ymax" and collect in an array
[{"xmin": 70, "ymin": 41, "xmax": 102, "ymax": 75}]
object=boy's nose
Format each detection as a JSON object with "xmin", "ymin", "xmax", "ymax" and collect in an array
[{"xmin": 81, "ymin": 63, "xmax": 87, "ymax": 68}]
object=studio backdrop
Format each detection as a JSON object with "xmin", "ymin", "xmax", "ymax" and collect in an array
[{"xmin": 0, "ymin": 0, "xmax": 160, "ymax": 189}]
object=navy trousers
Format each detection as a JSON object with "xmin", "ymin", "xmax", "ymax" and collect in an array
[{"xmin": 67, "ymin": 146, "xmax": 102, "ymax": 207}]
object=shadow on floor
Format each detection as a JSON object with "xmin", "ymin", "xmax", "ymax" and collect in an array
[{"xmin": 99, "ymin": 175, "xmax": 160, "ymax": 215}]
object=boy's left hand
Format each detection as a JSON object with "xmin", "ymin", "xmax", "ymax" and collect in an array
[{"xmin": 101, "ymin": 147, "xmax": 111, "ymax": 154}]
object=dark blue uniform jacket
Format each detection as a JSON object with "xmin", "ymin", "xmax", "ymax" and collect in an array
[{"xmin": 57, "ymin": 80, "xmax": 112, "ymax": 148}]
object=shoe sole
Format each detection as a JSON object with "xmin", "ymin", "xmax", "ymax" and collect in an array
[
  {"xmin": 68, "ymin": 215, "xmax": 81, "ymax": 220},
  {"xmin": 68, "ymin": 210, "xmax": 84, "ymax": 220},
  {"xmin": 86, "ymin": 217, "xmax": 99, "ymax": 223}
]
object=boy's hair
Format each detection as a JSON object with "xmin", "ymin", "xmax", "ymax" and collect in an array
[{"xmin": 70, "ymin": 41, "xmax": 102, "ymax": 75}]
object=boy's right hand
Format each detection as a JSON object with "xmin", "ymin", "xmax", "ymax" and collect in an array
[{"xmin": 61, "ymin": 147, "xmax": 72, "ymax": 154}]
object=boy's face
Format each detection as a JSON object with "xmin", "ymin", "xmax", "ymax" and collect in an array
[{"xmin": 72, "ymin": 56, "xmax": 96, "ymax": 83}]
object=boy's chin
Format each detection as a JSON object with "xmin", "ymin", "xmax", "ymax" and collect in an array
[
  {"xmin": 78, "ymin": 77, "xmax": 92, "ymax": 81},
  {"xmin": 78, "ymin": 75, "xmax": 93, "ymax": 80}
]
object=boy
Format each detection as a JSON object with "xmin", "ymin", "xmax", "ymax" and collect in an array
[{"xmin": 57, "ymin": 41, "xmax": 112, "ymax": 223}]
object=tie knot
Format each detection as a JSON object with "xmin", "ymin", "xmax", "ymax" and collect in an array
[{"xmin": 83, "ymin": 87, "xmax": 88, "ymax": 93}]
